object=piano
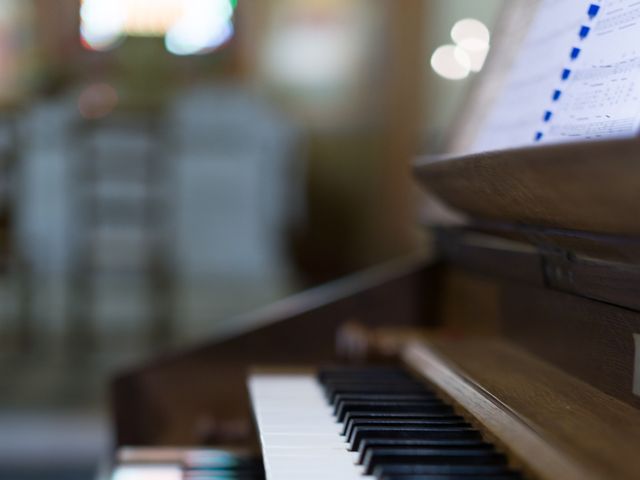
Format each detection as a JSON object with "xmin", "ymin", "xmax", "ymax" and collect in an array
[{"xmin": 105, "ymin": 2, "xmax": 640, "ymax": 479}]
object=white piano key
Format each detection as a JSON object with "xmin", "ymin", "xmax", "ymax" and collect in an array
[{"xmin": 249, "ymin": 373, "xmax": 375, "ymax": 480}]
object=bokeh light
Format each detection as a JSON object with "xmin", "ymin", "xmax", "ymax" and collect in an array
[
  {"xmin": 430, "ymin": 17, "xmax": 490, "ymax": 80},
  {"xmin": 451, "ymin": 18, "xmax": 490, "ymax": 52},
  {"xmin": 80, "ymin": 0, "xmax": 127, "ymax": 51},
  {"xmin": 430, "ymin": 44, "xmax": 471, "ymax": 80},
  {"xmin": 165, "ymin": 0, "xmax": 235, "ymax": 55},
  {"xmin": 80, "ymin": 0, "xmax": 237, "ymax": 55},
  {"xmin": 451, "ymin": 18, "xmax": 490, "ymax": 72},
  {"xmin": 263, "ymin": 23, "xmax": 358, "ymax": 90},
  {"xmin": 77, "ymin": 83, "xmax": 119, "ymax": 119},
  {"xmin": 121, "ymin": 0, "xmax": 186, "ymax": 36}
]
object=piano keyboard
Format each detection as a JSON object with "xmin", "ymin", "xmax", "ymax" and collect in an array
[{"xmin": 249, "ymin": 366, "xmax": 524, "ymax": 480}]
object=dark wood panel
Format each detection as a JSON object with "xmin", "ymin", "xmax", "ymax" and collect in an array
[
  {"xmin": 438, "ymin": 228, "xmax": 640, "ymax": 313},
  {"xmin": 438, "ymin": 267, "xmax": 502, "ymax": 335},
  {"xmin": 433, "ymin": 233, "xmax": 640, "ymax": 408},
  {"xmin": 437, "ymin": 229, "xmax": 544, "ymax": 286},
  {"xmin": 501, "ymin": 282, "xmax": 640, "ymax": 409},
  {"xmin": 468, "ymin": 221, "xmax": 640, "ymax": 263},
  {"xmin": 542, "ymin": 253, "xmax": 640, "ymax": 311}
]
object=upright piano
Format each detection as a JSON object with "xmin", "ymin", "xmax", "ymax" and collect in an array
[{"xmin": 105, "ymin": 2, "xmax": 640, "ymax": 479}]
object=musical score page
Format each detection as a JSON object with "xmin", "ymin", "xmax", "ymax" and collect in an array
[{"xmin": 472, "ymin": 0, "xmax": 640, "ymax": 152}]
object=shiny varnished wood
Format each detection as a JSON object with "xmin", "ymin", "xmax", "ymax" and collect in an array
[
  {"xmin": 415, "ymin": 137, "xmax": 640, "ymax": 236},
  {"xmin": 404, "ymin": 338, "xmax": 640, "ymax": 480}
]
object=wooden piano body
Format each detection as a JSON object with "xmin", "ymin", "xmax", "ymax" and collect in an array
[
  {"xmin": 110, "ymin": 138, "xmax": 640, "ymax": 480},
  {"xmin": 108, "ymin": 3, "xmax": 640, "ymax": 477}
]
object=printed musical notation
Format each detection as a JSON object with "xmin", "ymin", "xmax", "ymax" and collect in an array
[
  {"xmin": 593, "ymin": 1, "xmax": 640, "ymax": 33},
  {"xmin": 572, "ymin": 56, "xmax": 640, "ymax": 82},
  {"xmin": 471, "ymin": 0, "xmax": 640, "ymax": 152}
]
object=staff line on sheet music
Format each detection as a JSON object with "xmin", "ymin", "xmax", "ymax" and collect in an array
[
  {"xmin": 593, "ymin": 6, "xmax": 640, "ymax": 31},
  {"xmin": 572, "ymin": 57, "xmax": 640, "ymax": 81}
]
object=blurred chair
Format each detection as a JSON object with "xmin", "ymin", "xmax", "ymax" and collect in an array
[{"xmin": 69, "ymin": 109, "xmax": 174, "ymax": 353}]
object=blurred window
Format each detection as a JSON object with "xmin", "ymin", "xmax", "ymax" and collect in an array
[{"xmin": 79, "ymin": 0, "xmax": 237, "ymax": 55}]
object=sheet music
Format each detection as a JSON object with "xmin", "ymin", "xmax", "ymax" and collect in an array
[{"xmin": 471, "ymin": 0, "xmax": 640, "ymax": 152}]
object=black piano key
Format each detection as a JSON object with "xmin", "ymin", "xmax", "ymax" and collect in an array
[
  {"xmin": 374, "ymin": 463, "xmax": 516, "ymax": 477},
  {"xmin": 318, "ymin": 365, "xmax": 409, "ymax": 377},
  {"xmin": 320, "ymin": 369, "xmax": 418, "ymax": 378},
  {"xmin": 344, "ymin": 418, "xmax": 470, "ymax": 440},
  {"xmin": 337, "ymin": 399, "xmax": 447, "ymax": 420},
  {"xmin": 324, "ymin": 379, "xmax": 419, "ymax": 390},
  {"xmin": 346, "ymin": 414, "xmax": 454, "ymax": 434},
  {"xmin": 363, "ymin": 448, "xmax": 507, "ymax": 475},
  {"xmin": 357, "ymin": 438, "xmax": 493, "ymax": 464},
  {"xmin": 338, "ymin": 402, "xmax": 453, "ymax": 422},
  {"xmin": 319, "ymin": 376, "xmax": 425, "ymax": 386},
  {"xmin": 350, "ymin": 426, "xmax": 481, "ymax": 451},
  {"xmin": 322, "ymin": 379, "xmax": 431, "ymax": 395},
  {"xmin": 333, "ymin": 393, "xmax": 440, "ymax": 402},
  {"xmin": 347, "ymin": 422, "xmax": 474, "ymax": 446},
  {"xmin": 333, "ymin": 392, "xmax": 438, "ymax": 409},
  {"xmin": 327, "ymin": 385, "xmax": 430, "ymax": 402},
  {"xmin": 319, "ymin": 374, "xmax": 413, "ymax": 384},
  {"xmin": 321, "ymin": 375, "xmax": 420, "ymax": 381},
  {"xmin": 342, "ymin": 411, "xmax": 463, "ymax": 432},
  {"xmin": 342, "ymin": 413, "xmax": 466, "ymax": 436},
  {"xmin": 320, "ymin": 374, "xmax": 424, "ymax": 383},
  {"xmin": 317, "ymin": 366, "xmax": 521, "ymax": 480}
]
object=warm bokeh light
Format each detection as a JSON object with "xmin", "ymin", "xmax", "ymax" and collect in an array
[
  {"xmin": 77, "ymin": 83, "xmax": 119, "ymax": 119},
  {"xmin": 121, "ymin": 0, "xmax": 185, "ymax": 36},
  {"xmin": 430, "ymin": 44, "xmax": 470, "ymax": 80},
  {"xmin": 80, "ymin": 0, "xmax": 236, "ymax": 54}
]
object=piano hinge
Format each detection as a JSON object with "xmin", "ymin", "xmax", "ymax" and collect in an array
[{"xmin": 540, "ymin": 247, "xmax": 577, "ymax": 292}]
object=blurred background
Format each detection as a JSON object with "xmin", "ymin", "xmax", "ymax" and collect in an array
[{"xmin": 0, "ymin": 0, "xmax": 503, "ymax": 478}]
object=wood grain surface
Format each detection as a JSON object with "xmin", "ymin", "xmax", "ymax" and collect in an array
[
  {"xmin": 415, "ymin": 137, "xmax": 640, "ymax": 236},
  {"xmin": 404, "ymin": 337, "xmax": 640, "ymax": 480},
  {"xmin": 501, "ymin": 282, "xmax": 640, "ymax": 410}
]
